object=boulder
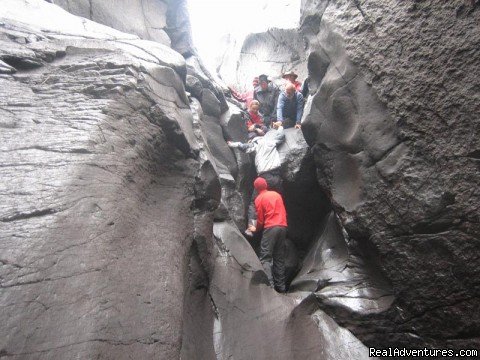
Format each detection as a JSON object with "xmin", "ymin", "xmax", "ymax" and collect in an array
[
  {"xmin": 185, "ymin": 74, "xmax": 203, "ymax": 99},
  {"xmin": 218, "ymin": 27, "xmax": 308, "ymax": 91},
  {"xmin": 201, "ymin": 89, "xmax": 222, "ymax": 117},
  {"xmin": 186, "ymin": 55, "xmax": 229, "ymax": 114},
  {"xmin": 53, "ymin": 0, "xmax": 171, "ymax": 46}
]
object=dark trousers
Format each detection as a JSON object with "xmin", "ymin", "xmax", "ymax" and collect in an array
[
  {"xmin": 260, "ymin": 226, "xmax": 287, "ymax": 292},
  {"xmin": 247, "ymin": 169, "xmax": 282, "ymax": 225}
]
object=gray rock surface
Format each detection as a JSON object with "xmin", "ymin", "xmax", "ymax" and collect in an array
[
  {"xmin": 181, "ymin": 221, "xmax": 374, "ymax": 360},
  {"xmin": 290, "ymin": 211, "xmax": 394, "ymax": 314},
  {"xmin": 164, "ymin": 0, "xmax": 196, "ymax": 57},
  {"xmin": 185, "ymin": 76, "xmax": 374, "ymax": 358},
  {"xmin": 53, "ymin": 0, "xmax": 172, "ymax": 46},
  {"xmin": 185, "ymin": 74, "xmax": 203, "ymax": 99},
  {"xmin": 0, "ymin": 1, "xmax": 199, "ymax": 358},
  {"xmin": 217, "ymin": 0, "xmax": 480, "ymax": 353},
  {"xmin": 190, "ymin": 96, "xmax": 248, "ymax": 235},
  {"xmin": 52, "ymin": 0, "xmax": 231, "ymax": 117},
  {"xmin": 299, "ymin": 0, "xmax": 480, "ymax": 351},
  {"xmin": 219, "ymin": 28, "xmax": 309, "ymax": 91},
  {"xmin": 8, "ymin": 0, "xmax": 472, "ymax": 358},
  {"xmin": 186, "ymin": 55, "xmax": 229, "ymax": 115}
]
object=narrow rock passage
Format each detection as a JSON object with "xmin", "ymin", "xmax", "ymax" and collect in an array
[
  {"xmin": 0, "ymin": 1, "xmax": 394, "ymax": 358},
  {"xmin": 3, "ymin": 0, "xmax": 478, "ymax": 358},
  {"xmin": 218, "ymin": 0, "xmax": 480, "ymax": 354},
  {"xmin": 178, "ymin": 57, "xmax": 377, "ymax": 358}
]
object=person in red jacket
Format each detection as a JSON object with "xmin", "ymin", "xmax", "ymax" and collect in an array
[{"xmin": 249, "ymin": 177, "xmax": 288, "ymax": 293}]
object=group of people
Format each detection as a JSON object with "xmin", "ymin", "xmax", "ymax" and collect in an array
[
  {"xmin": 226, "ymin": 71, "xmax": 311, "ymax": 294},
  {"xmin": 228, "ymin": 118, "xmax": 289, "ymax": 293},
  {"xmin": 230, "ymin": 71, "xmax": 308, "ymax": 138},
  {"xmin": 226, "ymin": 71, "xmax": 311, "ymax": 293}
]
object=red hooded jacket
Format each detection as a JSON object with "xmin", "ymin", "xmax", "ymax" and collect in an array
[{"xmin": 254, "ymin": 178, "xmax": 287, "ymax": 230}]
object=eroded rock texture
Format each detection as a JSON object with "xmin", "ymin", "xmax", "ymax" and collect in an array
[
  {"xmin": 183, "ymin": 93, "xmax": 374, "ymax": 357},
  {"xmin": 300, "ymin": 0, "xmax": 480, "ymax": 351},
  {"xmin": 52, "ymin": 0, "xmax": 174, "ymax": 47},
  {"xmin": 181, "ymin": 221, "xmax": 372, "ymax": 360},
  {"xmin": 218, "ymin": 0, "xmax": 480, "ymax": 353},
  {"xmin": 0, "ymin": 1, "xmax": 199, "ymax": 358},
  {"xmin": 1, "ymin": 1, "xmax": 375, "ymax": 359},
  {"xmin": 218, "ymin": 28, "xmax": 309, "ymax": 91}
]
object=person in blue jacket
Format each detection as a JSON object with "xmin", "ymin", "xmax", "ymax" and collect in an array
[{"xmin": 274, "ymin": 83, "xmax": 304, "ymax": 129}]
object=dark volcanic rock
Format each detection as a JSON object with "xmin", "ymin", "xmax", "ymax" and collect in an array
[
  {"xmin": 53, "ymin": 0, "xmax": 231, "ymax": 116},
  {"xmin": 185, "ymin": 74, "xmax": 203, "ymax": 99},
  {"xmin": 186, "ymin": 55, "xmax": 229, "ymax": 114},
  {"xmin": 190, "ymin": 97, "xmax": 247, "ymax": 230},
  {"xmin": 216, "ymin": 0, "xmax": 480, "ymax": 353},
  {"xmin": 7, "ymin": 0, "xmax": 464, "ymax": 358},
  {"xmin": 219, "ymin": 28, "xmax": 309, "ymax": 91},
  {"xmin": 187, "ymin": 68, "xmax": 374, "ymax": 358},
  {"xmin": 290, "ymin": 211, "xmax": 394, "ymax": 314},
  {"xmin": 299, "ymin": 0, "xmax": 480, "ymax": 351},
  {"xmin": 164, "ymin": 0, "xmax": 196, "ymax": 57},
  {"xmin": 201, "ymin": 89, "xmax": 222, "ymax": 117},
  {"xmin": 190, "ymin": 221, "xmax": 374, "ymax": 360},
  {"xmin": 53, "ymin": 0, "xmax": 172, "ymax": 46},
  {"xmin": 0, "ymin": 1, "xmax": 199, "ymax": 358}
]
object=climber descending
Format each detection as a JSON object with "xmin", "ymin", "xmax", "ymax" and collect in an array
[
  {"xmin": 249, "ymin": 177, "xmax": 288, "ymax": 293},
  {"xmin": 227, "ymin": 123, "xmax": 285, "ymax": 237}
]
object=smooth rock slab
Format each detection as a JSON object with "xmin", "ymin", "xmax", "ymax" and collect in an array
[
  {"xmin": 196, "ymin": 221, "xmax": 376, "ymax": 360},
  {"xmin": 53, "ymin": 0, "xmax": 171, "ymax": 46}
]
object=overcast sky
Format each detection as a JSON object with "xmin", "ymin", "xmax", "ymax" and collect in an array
[{"xmin": 187, "ymin": 0, "xmax": 301, "ymax": 74}]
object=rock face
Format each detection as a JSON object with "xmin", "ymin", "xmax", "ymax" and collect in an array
[
  {"xmin": 1, "ymin": 1, "xmax": 375, "ymax": 359},
  {"xmin": 0, "ymin": 1, "xmax": 200, "ymax": 358},
  {"xmin": 219, "ymin": 0, "xmax": 480, "ymax": 353},
  {"xmin": 52, "ymin": 0, "xmax": 171, "ymax": 48},
  {"xmin": 300, "ymin": 0, "xmax": 480, "ymax": 351},
  {"xmin": 53, "ymin": 0, "xmax": 230, "ymax": 110},
  {"xmin": 7, "ymin": 0, "xmax": 478, "ymax": 357},
  {"xmin": 218, "ymin": 28, "xmax": 309, "ymax": 91},
  {"xmin": 181, "ymin": 221, "xmax": 372, "ymax": 360}
]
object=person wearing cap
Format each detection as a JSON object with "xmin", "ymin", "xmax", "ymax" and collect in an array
[
  {"xmin": 229, "ymin": 77, "xmax": 259, "ymax": 110},
  {"xmin": 275, "ymin": 83, "xmax": 304, "ymax": 129},
  {"xmin": 253, "ymin": 74, "xmax": 280, "ymax": 127},
  {"xmin": 282, "ymin": 70, "xmax": 302, "ymax": 92},
  {"xmin": 249, "ymin": 176, "xmax": 288, "ymax": 293},
  {"xmin": 227, "ymin": 123, "xmax": 285, "ymax": 237}
]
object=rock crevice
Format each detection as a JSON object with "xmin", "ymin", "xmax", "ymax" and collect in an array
[{"xmin": 2, "ymin": 0, "xmax": 479, "ymax": 358}]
